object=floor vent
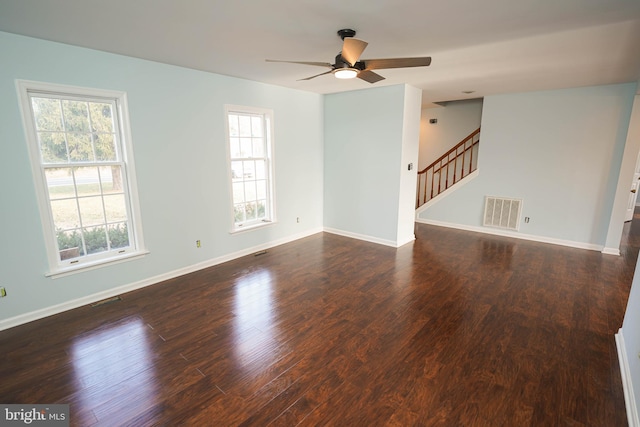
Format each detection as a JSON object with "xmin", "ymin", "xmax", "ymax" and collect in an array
[
  {"xmin": 483, "ymin": 196, "xmax": 522, "ymax": 231},
  {"xmin": 91, "ymin": 296, "xmax": 122, "ymax": 307}
]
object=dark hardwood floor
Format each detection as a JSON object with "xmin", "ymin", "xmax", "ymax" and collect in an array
[{"xmin": 2, "ymin": 214, "xmax": 638, "ymax": 426}]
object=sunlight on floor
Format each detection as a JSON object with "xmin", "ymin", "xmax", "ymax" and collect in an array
[{"xmin": 70, "ymin": 317, "xmax": 156, "ymax": 418}]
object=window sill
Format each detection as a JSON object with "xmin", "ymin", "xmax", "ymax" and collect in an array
[
  {"xmin": 46, "ymin": 249, "xmax": 150, "ymax": 279},
  {"xmin": 229, "ymin": 220, "xmax": 277, "ymax": 235}
]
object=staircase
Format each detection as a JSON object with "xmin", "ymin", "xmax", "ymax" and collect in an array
[{"xmin": 416, "ymin": 127, "xmax": 480, "ymax": 209}]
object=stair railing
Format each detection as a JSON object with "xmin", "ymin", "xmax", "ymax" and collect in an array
[{"xmin": 416, "ymin": 127, "xmax": 480, "ymax": 208}]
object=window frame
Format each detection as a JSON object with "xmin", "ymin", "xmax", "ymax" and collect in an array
[
  {"xmin": 224, "ymin": 104, "xmax": 276, "ymax": 233},
  {"xmin": 16, "ymin": 80, "xmax": 147, "ymax": 277}
]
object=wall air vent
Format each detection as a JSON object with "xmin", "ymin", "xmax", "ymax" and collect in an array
[{"xmin": 483, "ymin": 196, "xmax": 522, "ymax": 231}]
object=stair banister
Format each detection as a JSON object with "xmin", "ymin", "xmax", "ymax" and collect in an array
[{"xmin": 416, "ymin": 127, "xmax": 480, "ymax": 208}]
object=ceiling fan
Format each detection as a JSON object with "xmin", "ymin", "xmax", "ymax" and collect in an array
[{"xmin": 266, "ymin": 29, "xmax": 432, "ymax": 83}]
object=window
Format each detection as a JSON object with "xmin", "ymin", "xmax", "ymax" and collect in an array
[
  {"xmin": 17, "ymin": 81, "xmax": 146, "ymax": 276},
  {"xmin": 225, "ymin": 105, "xmax": 275, "ymax": 232}
]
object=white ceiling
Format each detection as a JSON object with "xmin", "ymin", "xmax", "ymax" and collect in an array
[{"xmin": 1, "ymin": 0, "xmax": 640, "ymax": 106}]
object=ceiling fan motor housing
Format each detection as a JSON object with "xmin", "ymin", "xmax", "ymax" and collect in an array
[
  {"xmin": 337, "ymin": 29, "xmax": 356, "ymax": 40},
  {"xmin": 334, "ymin": 54, "xmax": 364, "ymax": 70}
]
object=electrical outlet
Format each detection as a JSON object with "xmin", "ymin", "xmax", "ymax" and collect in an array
[
  {"xmin": 296, "ymin": 217, "xmax": 300, "ymax": 223},
  {"xmin": 196, "ymin": 240, "xmax": 201, "ymax": 248},
  {"xmin": 524, "ymin": 217, "xmax": 530, "ymax": 223},
  {"xmin": 0, "ymin": 287, "xmax": 6, "ymax": 297}
]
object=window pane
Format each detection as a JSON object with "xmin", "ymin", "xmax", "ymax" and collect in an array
[
  {"xmin": 239, "ymin": 115, "xmax": 251, "ymax": 136},
  {"xmin": 95, "ymin": 133, "xmax": 117, "ymax": 161},
  {"xmin": 257, "ymin": 200, "xmax": 266, "ymax": 218},
  {"xmin": 243, "ymin": 160, "xmax": 255, "ymax": 180},
  {"xmin": 231, "ymin": 161, "xmax": 244, "ymax": 182},
  {"xmin": 39, "ymin": 132, "xmax": 68, "ymax": 163},
  {"xmin": 240, "ymin": 138, "xmax": 252, "ymax": 158},
  {"xmin": 256, "ymin": 180, "xmax": 267, "ymax": 200},
  {"xmin": 62, "ymin": 100, "xmax": 90, "ymax": 132},
  {"xmin": 84, "ymin": 226, "xmax": 108, "ymax": 254},
  {"xmin": 89, "ymin": 102, "xmax": 114, "ymax": 133},
  {"xmin": 244, "ymin": 181, "xmax": 257, "ymax": 201},
  {"xmin": 59, "ymin": 246, "xmax": 81, "ymax": 260},
  {"xmin": 78, "ymin": 196, "xmax": 105, "ymax": 227},
  {"xmin": 46, "ymin": 168, "xmax": 75, "ymax": 200},
  {"xmin": 252, "ymin": 138, "xmax": 264, "ymax": 158},
  {"xmin": 245, "ymin": 201, "xmax": 257, "ymax": 220},
  {"xmin": 32, "ymin": 98, "xmax": 63, "ymax": 131},
  {"xmin": 57, "ymin": 229, "xmax": 83, "ymax": 255},
  {"xmin": 102, "ymin": 166, "xmax": 123, "ymax": 194},
  {"xmin": 108, "ymin": 223, "xmax": 129, "ymax": 249},
  {"xmin": 68, "ymin": 133, "xmax": 94, "ymax": 162},
  {"xmin": 74, "ymin": 167, "xmax": 101, "ymax": 197},
  {"xmin": 234, "ymin": 204, "xmax": 245, "ymax": 223},
  {"xmin": 228, "ymin": 115, "xmax": 239, "ymax": 137},
  {"xmin": 232, "ymin": 182, "xmax": 245, "ymax": 203},
  {"xmin": 104, "ymin": 194, "xmax": 127, "ymax": 223},
  {"xmin": 251, "ymin": 116, "xmax": 263, "ymax": 137},
  {"xmin": 230, "ymin": 137, "xmax": 241, "ymax": 158},
  {"xmin": 255, "ymin": 160, "xmax": 266, "ymax": 180},
  {"xmin": 51, "ymin": 199, "xmax": 80, "ymax": 230}
]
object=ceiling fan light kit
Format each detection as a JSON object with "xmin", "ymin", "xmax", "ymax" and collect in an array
[
  {"xmin": 334, "ymin": 68, "xmax": 358, "ymax": 79},
  {"xmin": 266, "ymin": 29, "xmax": 431, "ymax": 84}
]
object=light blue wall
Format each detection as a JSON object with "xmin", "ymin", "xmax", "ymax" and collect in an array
[
  {"xmin": 418, "ymin": 83, "xmax": 635, "ymax": 247},
  {"xmin": 323, "ymin": 84, "xmax": 418, "ymax": 245},
  {"xmin": 0, "ymin": 32, "xmax": 324, "ymax": 322}
]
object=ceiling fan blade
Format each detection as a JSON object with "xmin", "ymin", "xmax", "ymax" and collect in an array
[
  {"xmin": 298, "ymin": 70, "xmax": 334, "ymax": 81},
  {"xmin": 266, "ymin": 59, "xmax": 333, "ymax": 68},
  {"xmin": 363, "ymin": 57, "xmax": 432, "ymax": 70},
  {"xmin": 357, "ymin": 70, "xmax": 385, "ymax": 84},
  {"xmin": 341, "ymin": 38, "xmax": 368, "ymax": 66}
]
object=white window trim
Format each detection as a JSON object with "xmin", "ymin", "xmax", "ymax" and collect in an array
[
  {"xmin": 224, "ymin": 104, "xmax": 277, "ymax": 234},
  {"xmin": 16, "ymin": 80, "xmax": 148, "ymax": 277}
]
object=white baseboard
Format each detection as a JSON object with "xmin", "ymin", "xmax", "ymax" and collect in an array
[
  {"xmin": 0, "ymin": 227, "xmax": 323, "ymax": 332},
  {"xmin": 323, "ymin": 227, "xmax": 405, "ymax": 248},
  {"xmin": 415, "ymin": 218, "xmax": 604, "ymax": 252},
  {"xmin": 616, "ymin": 329, "xmax": 640, "ymax": 427},
  {"xmin": 603, "ymin": 247, "xmax": 622, "ymax": 256},
  {"xmin": 396, "ymin": 234, "xmax": 416, "ymax": 247}
]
